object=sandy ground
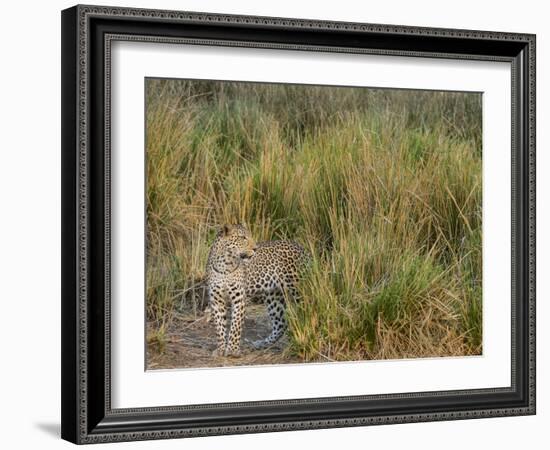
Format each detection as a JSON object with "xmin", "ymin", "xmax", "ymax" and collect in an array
[{"xmin": 146, "ymin": 304, "xmax": 302, "ymax": 369}]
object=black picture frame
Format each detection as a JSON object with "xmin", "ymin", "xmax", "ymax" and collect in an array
[{"xmin": 61, "ymin": 4, "xmax": 536, "ymax": 444}]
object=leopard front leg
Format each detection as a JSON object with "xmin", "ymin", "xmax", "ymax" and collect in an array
[
  {"xmin": 225, "ymin": 288, "xmax": 245, "ymax": 357},
  {"xmin": 209, "ymin": 288, "xmax": 228, "ymax": 356}
]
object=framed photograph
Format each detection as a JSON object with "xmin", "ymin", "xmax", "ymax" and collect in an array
[{"xmin": 61, "ymin": 4, "xmax": 536, "ymax": 444}]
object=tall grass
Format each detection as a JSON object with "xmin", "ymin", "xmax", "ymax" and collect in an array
[{"xmin": 146, "ymin": 78, "xmax": 482, "ymax": 360}]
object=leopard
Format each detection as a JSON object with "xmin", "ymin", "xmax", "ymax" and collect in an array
[{"xmin": 205, "ymin": 223, "xmax": 309, "ymax": 357}]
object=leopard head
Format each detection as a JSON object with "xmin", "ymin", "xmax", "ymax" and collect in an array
[{"xmin": 208, "ymin": 224, "xmax": 257, "ymax": 274}]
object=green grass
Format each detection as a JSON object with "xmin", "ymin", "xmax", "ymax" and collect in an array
[{"xmin": 146, "ymin": 78, "xmax": 482, "ymax": 360}]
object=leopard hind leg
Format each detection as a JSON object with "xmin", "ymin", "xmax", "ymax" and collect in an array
[{"xmin": 252, "ymin": 291, "xmax": 287, "ymax": 349}]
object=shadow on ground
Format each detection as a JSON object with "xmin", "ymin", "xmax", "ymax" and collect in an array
[{"xmin": 35, "ymin": 422, "xmax": 60, "ymax": 438}]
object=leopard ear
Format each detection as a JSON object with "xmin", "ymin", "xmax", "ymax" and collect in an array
[{"xmin": 221, "ymin": 224, "xmax": 231, "ymax": 236}]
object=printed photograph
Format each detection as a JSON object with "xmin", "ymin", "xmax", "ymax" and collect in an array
[{"xmin": 145, "ymin": 78, "xmax": 482, "ymax": 369}]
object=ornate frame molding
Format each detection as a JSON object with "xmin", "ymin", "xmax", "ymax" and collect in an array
[{"xmin": 61, "ymin": 4, "xmax": 536, "ymax": 444}]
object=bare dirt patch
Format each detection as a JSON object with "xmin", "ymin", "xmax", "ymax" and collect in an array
[{"xmin": 147, "ymin": 304, "xmax": 302, "ymax": 369}]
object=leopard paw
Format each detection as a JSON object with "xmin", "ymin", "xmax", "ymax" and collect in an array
[{"xmin": 224, "ymin": 347, "xmax": 241, "ymax": 358}]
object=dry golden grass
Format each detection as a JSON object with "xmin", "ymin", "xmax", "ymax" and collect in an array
[{"xmin": 146, "ymin": 78, "xmax": 482, "ymax": 364}]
